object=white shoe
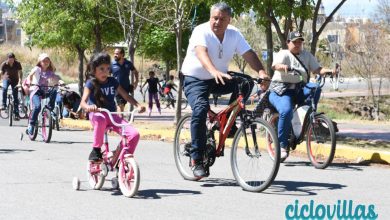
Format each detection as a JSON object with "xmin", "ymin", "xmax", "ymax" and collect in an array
[{"xmin": 280, "ymin": 148, "xmax": 288, "ymax": 159}]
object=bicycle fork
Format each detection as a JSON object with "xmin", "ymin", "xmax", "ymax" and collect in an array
[{"xmin": 241, "ymin": 114, "xmax": 261, "ymax": 158}]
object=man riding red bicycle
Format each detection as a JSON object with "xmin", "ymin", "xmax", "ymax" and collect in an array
[{"xmin": 181, "ymin": 2, "xmax": 269, "ymax": 178}]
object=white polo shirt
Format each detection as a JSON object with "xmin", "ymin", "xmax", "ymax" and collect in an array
[{"xmin": 181, "ymin": 22, "xmax": 251, "ymax": 80}]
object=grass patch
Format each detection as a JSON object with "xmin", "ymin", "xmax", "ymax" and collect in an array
[
  {"xmin": 318, "ymin": 96, "xmax": 390, "ymax": 121},
  {"xmin": 337, "ymin": 135, "xmax": 390, "ymax": 150}
]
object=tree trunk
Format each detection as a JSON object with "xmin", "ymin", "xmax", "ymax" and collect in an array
[
  {"xmin": 76, "ymin": 45, "xmax": 85, "ymax": 96},
  {"xmin": 265, "ymin": 19, "xmax": 274, "ymax": 77},
  {"xmin": 93, "ymin": 5, "xmax": 102, "ymax": 53},
  {"xmin": 175, "ymin": 25, "xmax": 183, "ymax": 124}
]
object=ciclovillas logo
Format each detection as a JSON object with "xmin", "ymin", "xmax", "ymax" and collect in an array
[{"xmin": 285, "ymin": 200, "xmax": 378, "ymax": 220}]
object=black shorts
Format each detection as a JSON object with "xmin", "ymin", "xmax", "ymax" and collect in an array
[{"xmin": 115, "ymin": 85, "xmax": 134, "ymax": 106}]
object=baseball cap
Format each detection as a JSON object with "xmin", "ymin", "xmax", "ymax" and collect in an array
[
  {"xmin": 287, "ymin": 31, "xmax": 304, "ymax": 42},
  {"xmin": 38, "ymin": 53, "xmax": 50, "ymax": 62}
]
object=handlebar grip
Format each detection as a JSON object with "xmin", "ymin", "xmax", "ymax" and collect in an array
[{"xmin": 98, "ymin": 108, "xmax": 136, "ymax": 126}]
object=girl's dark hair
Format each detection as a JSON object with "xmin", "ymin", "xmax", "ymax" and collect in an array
[{"xmin": 86, "ymin": 52, "xmax": 111, "ymax": 107}]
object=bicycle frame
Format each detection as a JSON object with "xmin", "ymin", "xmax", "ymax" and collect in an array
[
  {"xmin": 207, "ymin": 95, "xmax": 244, "ymax": 156},
  {"xmin": 97, "ymin": 108, "xmax": 137, "ymax": 173}
]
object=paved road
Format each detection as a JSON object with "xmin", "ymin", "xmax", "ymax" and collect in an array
[{"xmin": 0, "ymin": 121, "xmax": 389, "ymax": 219}]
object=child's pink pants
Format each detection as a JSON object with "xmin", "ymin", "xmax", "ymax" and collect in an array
[{"xmin": 89, "ymin": 112, "xmax": 140, "ymax": 154}]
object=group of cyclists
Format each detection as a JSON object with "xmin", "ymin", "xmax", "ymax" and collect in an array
[{"xmin": 1, "ymin": 2, "xmax": 338, "ymax": 193}]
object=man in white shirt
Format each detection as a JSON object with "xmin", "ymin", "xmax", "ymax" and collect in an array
[
  {"xmin": 270, "ymin": 31, "xmax": 336, "ymax": 160},
  {"xmin": 181, "ymin": 2, "xmax": 268, "ymax": 178}
]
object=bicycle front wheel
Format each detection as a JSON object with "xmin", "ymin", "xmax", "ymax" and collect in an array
[
  {"xmin": 231, "ymin": 118, "xmax": 280, "ymax": 192},
  {"xmin": 53, "ymin": 106, "xmax": 60, "ymax": 131},
  {"xmin": 18, "ymin": 105, "xmax": 28, "ymax": 119},
  {"xmin": 0, "ymin": 106, "xmax": 9, "ymax": 119},
  {"xmin": 41, "ymin": 108, "xmax": 53, "ymax": 143},
  {"xmin": 306, "ymin": 114, "xmax": 336, "ymax": 169},
  {"xmin": 180, "ymin": 98, "xmax": 188, "ymax": 110},
  {"xmin": 118, "ymin": 155, "xmax": 140, "ymax": 197}
]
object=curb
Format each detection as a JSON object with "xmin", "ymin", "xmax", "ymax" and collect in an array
[{"xmin": 61, "ymin": 119, "xmax": 390, "ymax": 165}]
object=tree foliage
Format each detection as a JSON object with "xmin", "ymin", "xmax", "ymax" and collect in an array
[{"xmin": 17, "ymin": 0, "xmax": 122, "ymax": 94}]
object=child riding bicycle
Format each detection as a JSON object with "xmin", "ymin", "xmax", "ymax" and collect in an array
[
  {"xmin": 26, "ymin": 53, "xmax": 61, "ymax": 135},
  {"xmin": 160, "ymin": 75, "xmax": 177, "ymax": 108},
  {"xmin": 80, "ymin": 52, "xmax": 145, "ymax": 161}
]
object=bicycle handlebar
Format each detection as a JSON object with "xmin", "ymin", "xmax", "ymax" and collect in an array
[
  {"xmin": 98, "ymin": 108, "xmax": 137, "ymax": 127},
  {"xmin": 29, "ymin": 83, "xmax": 60, "ymax": 87},
  {"xmin": 227, "ymin": 71, "xmax": 270, "ymax": 84}
]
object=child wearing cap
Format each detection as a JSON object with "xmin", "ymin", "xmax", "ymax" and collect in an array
[{"xmin": 25, "ymin": 53, "xmax": 61, "ymax": 135}]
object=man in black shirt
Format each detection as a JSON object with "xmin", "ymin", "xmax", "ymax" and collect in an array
[{"xmin": 0, "ymin": 53, "xmax": 23, "ymax": 120}]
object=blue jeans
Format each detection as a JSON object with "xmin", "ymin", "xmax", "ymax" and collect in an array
[
  {"xmin": 2, "ymin": 80, "xmax": 19, "ymax": 114},
  {"xmin": 183, "ymin": 74, "xmax": 253, "ymax": 160},
  {"xmin": 269, "ymin": 82, "xmax": 321, "ymax": 148},
  {"xmin": 269, "ymin": 83, "xmax": 321, "ymax": 148},
  {"xmin": 29, "ymin": 89, "xmax": 57, "ymax": 126},
  {"xmin": 62, "ymin": 100, "xmax": 80, "ymax": 118}
]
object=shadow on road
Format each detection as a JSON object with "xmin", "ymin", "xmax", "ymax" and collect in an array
[
  {"xmin": 0, "ymin": 148, "xmax": 35, "ymax": 154},
  {"xmin": 136, "ymin": 188, "xmax": 201, "ymax": 199},
  {"xmin": 282, "ymin": 161, "xmax": 368, "ymax": 171},
  {"xmin": 49, "ymin": 140, "xmax": 92, "ymax": 144},
  {"xmin": 266, "ymin": 180, "xmax": 347, "ymax": 196}
]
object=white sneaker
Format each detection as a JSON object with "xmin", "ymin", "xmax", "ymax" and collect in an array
[{"xmin": 280, "ymin": 148, "xmax": 288, "ymax": 159}]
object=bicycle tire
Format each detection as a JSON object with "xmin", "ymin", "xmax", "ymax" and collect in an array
[
  {"xmin": 173, "ymin": 114, "xmax": 202, "ymax": 181},
  {"xmin": 87, "ymin": 162, "xmax": 105, "ymax": 190},
  {"xmin": 18, "ymin": 105, "xmax": 28, "ymax": 119},
  {"xmin": 231, "ymin": 118, "xmax": 280, "ymax": 192},
  {"xmin": 180, "ymin": 98, "xmax": 188, "ymax": 110},
  {"xmin": 41, "ymin": 108, "xmax": 53, "ymax": 143},
  {"xmin": 306, "ymin": 114, "xmax": 336, "ymax": 169},
  {"xmin": 118, "ymin": 156, "xmax": 140, "ymax": 197},
  {"xmin": 27, "ymin": 111, "xmax": 38, "ymax": 141},
  {"xmin": 53, "ymin": 106, "xmax": 60, "ymax": 131},
  {"xmin": 8, "ymin": 104, "xmax": 13, "ymax": 126},
  {"xmin": 0, "ymin": 106, "xmax": 10, "ymax": 119}
]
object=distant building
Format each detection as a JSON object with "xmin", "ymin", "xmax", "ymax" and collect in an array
[{"xmin": 0, "ymin": 2, "xmax": 22, "ymax": 45}]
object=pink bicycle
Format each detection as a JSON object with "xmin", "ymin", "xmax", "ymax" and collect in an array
[{"xmin": 73, "ymin": 108, "xmax": 140, "ymax": 197}]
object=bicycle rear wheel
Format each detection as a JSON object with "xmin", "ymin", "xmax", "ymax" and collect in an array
[
  {"xmin": 174, "ymin": 114, "xmax": 201, "ymax": 181},
  {"xmin": 231, "ymin": 118, "xmax": 280, "ymax": 192},
  {"xmin": 306, "ymin": 114, "xmax": 336, "ymax": 169},
  {"xmin": 118, "ymin": 155, "xmax": 140, "ymax": 197},
  {"xmin": 87, "ymin": 161, "xmax": 106, "ymax": 190},
  {"xmin": 8, "ymin": 104, "xmax": 13, "ymax": 126},
  {"xmin": 41, "ymin": 108, "xmax": 53, "ymax": 143}
]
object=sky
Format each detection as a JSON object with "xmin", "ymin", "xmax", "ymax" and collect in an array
[{"xmin": 322, "ymin": 0, "xmax": 379, "ymax": 18}]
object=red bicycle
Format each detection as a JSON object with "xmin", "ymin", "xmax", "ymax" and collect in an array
[{"xmin": 174, "ymin": 72, "xmax": 280, "ymax": 192}]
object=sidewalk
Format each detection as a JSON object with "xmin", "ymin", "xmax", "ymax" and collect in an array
[{"xmin": 61, "ymin": 106, "xmax": 390, "ymax": 165}]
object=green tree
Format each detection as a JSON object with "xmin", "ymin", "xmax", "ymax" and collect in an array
[
  {"xmin": 138, "ymin": 26, "xmax": 190, "ymax": 79},
  {"xmin": 17, "ymin": 0, "xmax": 122, "ymax": 94}
]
